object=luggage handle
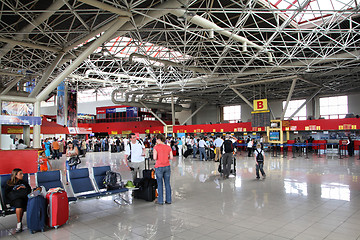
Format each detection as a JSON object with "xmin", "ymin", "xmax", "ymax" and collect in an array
[{"xmin": 144, "ymin": 158, "xmax": 150, "ymax": 170}]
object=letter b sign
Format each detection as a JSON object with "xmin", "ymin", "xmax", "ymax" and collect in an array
[{"xmin": 253, "ymin": 99, "xmax": 268, "ymax": 111}]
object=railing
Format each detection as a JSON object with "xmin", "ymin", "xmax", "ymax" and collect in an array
[{"xmin": 320, "ymin": 114, "xmax": 347, "ymax": 119}]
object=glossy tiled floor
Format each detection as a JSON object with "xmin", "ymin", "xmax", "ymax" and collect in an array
[{"xmin": 1, "ymin": 149, "xmax": 360, "ymax": 240}]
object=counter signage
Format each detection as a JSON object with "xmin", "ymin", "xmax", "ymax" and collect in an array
[{"xmin": 0, "ymin": 115, "xmax": 41, "ymax": 125}]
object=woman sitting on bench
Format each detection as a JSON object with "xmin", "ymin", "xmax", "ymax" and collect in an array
[{"xmin": 5, "ymin": 168, "xmax": 31, "ymax": 233}]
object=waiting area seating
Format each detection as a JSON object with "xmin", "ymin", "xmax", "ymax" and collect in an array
[
  {"xmin": 0, "ymin": 166, "xmax": 131, "ymax": 218},
  {"xmin": 35, "ymin": 170, "xmax": 77, "ymax": 202},
  {"xmin": 67, "ymin": 167, "xmax": 129, "ymax": 204}
]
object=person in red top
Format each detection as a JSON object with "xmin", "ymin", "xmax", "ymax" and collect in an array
[{"xmin": 153, "ymin": 134, "xmax": 173, "ymax": 205}]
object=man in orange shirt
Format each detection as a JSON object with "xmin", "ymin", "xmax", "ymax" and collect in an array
[{"xmin": 51, "ymin": 137, "xmax": 60, "ymax": 160}]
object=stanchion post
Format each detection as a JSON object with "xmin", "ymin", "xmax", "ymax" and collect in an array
[{"xmin": 292, "ymin": 144, "xmax": 296, "ymax": 158}]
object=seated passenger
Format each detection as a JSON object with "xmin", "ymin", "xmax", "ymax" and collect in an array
[{"xmin": 5, "ymin": 168, "xmax": 31, "ymax": 233}]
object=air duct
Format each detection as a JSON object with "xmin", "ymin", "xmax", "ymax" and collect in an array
[
  {"xmin": 111, "ymin": 89, "xmax": 186, "ymax": 112},
  {"xmin": 129, "ymin": 53, "xmax": 213, "ymax": 75}
]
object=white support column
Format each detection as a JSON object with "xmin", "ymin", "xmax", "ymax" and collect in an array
[
  {"xmin": 139, "ymin": 101, "xmax": 166, "ymax": 126},
  {"xmin": 171, "ymin": 95, "xmax": 175, "ymax": 125},
  {"xmin": 288, "ymin": 88, "xmax": 322, "ymax": 120},
  {"xmin": 230, "ymin": 87, "xmax": 253, "ymax": 109},
  {"xmin": 33, "ymin": 101, "xmax": 41, "ymax": 148},
  {"xmin": 281, "ymin": 79, "xmax": 297, "ymax": 120},
  {"xmin": 29, "ymin": 53, "xmax": 65, "ymax": 97},
  {"xmin": 23, "ymin": 125, "xmax": 30, "ymax": 146},
  {"xmin": 181, "ymin": 102, "xmax": 207, "ymax": 125},
  {"xmin": 36, "ymin": 17, "xmax": 129, "ymax": 102}
]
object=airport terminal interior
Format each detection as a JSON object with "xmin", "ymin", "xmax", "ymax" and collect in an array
[{"xmin": 1, "ymin": 0, "xmax": 360, "ymax": 239}]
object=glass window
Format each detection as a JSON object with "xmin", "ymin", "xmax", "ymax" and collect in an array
[
  {"xmin": 320, "ymin": 96, "xmax": 348, "ymax": 119},
  {"xmin": 282, "ymin": 99, "xmax": 306, "ymax": 120},
  {"xmin": 223, "ymin": 105, "xmax": 241, "ymax": 122}
]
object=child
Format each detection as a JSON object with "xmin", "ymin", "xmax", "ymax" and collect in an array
[
  {"xmin": 38, "ymin": 151, "xmax": 52, "ymax": 172},
  {"xmin": 254, "ymin": 143, "xmax": 266, "ymax": 179}
]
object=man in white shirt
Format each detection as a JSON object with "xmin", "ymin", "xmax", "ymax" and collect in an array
[
  {"xmin": 214, "ymin": 136, "xmax": 224, "ymax": 162},
  {"xmin": 16, "ymin": 139, "xmax": 28, "ymax": 149},
  {"xmin": 198, "ymin": 137, "xmax": 208, "ymax": 161},
  {"xmin": 124, "ymin": 133, "xmax": 146, "ymax": 180}
]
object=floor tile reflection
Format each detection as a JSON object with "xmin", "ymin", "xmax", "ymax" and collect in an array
[{"xmin": 1, "ymin": 150, "xmax": 360, "ymax": 239}]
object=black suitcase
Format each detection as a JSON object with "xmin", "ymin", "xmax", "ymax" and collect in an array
[
  {"xmin": 134, "ymin": 159, "xmax": 157, "ymax": 201},
  {"xmin": 183, "ymin": 149, "xmax": 193, "ymax": 158},
  {"xmin": 111, "ymin": 145, "xmax": 117, "ymax": 153},
  {"xmin": 133, "ymin": 178, "xmax": 157, "ymax": 201}
]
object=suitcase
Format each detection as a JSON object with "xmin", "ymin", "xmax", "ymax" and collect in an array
[
  {"xmin": 111, "ymin": 145, "xmax": 117, "ymax": 153},
  {"xmin": 46, "ymin": 190, "xmax": 69, "ymax": 228},
  {"xmin": 133, "ymin": 178, "xmax": 157, "ymax": 201},
  {"xmin": 172, "ymin": 150, "xmax": 177, "ymax": 156},
  {"xmin": 183, "ymin": 149, "xmax": 193, "ymax": 158},
  {"xmin": 207, "ymin": 148, "xmax": 215, "ymax": 160},
  {"xmin": 27, "ymin": 196, "xmax": 46, "ymax": 234},
  {"xmin": 134, "ymin": 159, "xmax": 157, "ymax": 201}
]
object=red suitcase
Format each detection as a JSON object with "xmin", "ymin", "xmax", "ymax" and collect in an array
[{"xmin": 46, "ymin": 190, "xmax": 69, "ymax": 228}]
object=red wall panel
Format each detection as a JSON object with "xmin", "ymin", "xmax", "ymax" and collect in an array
[{"xmin": 0, "ymin": 149, "xmax": 38, "ymax": 174}]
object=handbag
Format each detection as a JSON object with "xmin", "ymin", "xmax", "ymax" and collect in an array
[{"xmin": 68, "ymin": 156, "xmax": 81, "ymax": 166}]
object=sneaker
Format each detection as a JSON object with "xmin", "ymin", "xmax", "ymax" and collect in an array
[
  {"xmin": 165, "ymin": 202, "xmax": 171, "ymax": 204},
  {"xmin": 256, "ymin": 177, "xmax": 260, "ymax": 179},
  {"xmin": 154, "ymin": 200, "xmax": 163, "ymax": 205},
  {"xmin": 262, "ymin": 175, "xmax": 266, "ymax": 179},
  {"xmin": 15, "ymin": 222, "xmax": 22, "ymax": 233},
  {"xmin": 125, "ymin": 181, "xmax": 135, "ymax": 188}
]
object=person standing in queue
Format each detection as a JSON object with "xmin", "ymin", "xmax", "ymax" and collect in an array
[
  {"xmin": 153, "ymin": 134, "xmax": 173, "ymax": 205},
  {"xmin": 124, "ymin": 133, "xmax": 146, "ymax": 181},
  {"xmin": 5, "ymin": 168, "xmax": 31, "ymax": 233},
  {"xmin": 222, "ymin": 135, "xmax": 234, "ymax": 179}
]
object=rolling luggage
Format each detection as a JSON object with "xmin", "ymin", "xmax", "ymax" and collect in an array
[
  {"xmin": 27, "ymin": 195, "xmax": 46, "ymax": 234},
  {"xmin": 46, "ymin": 190, "xmax": 69, "ymax": 228},
  {"xmin": 183, "ymin": 148, "xmax": 193, "ymax": 158},
  {"xmin": 207, "ymin": 148, "xmax": 215, "ymax": 160},
  {"xmin": 111, "ymin": 145, "xmax": 117, "ymax": 153},
  {"xmin": 142, "ymin": 158, "xmax": 154, "ymax": 179},
  {"xmin": 134, "ymin": 159, "xmax": 157, "ymax": 201},
  {"xmin": 133, "ymin": 178, "xmax": 157, "ymax": 201}
]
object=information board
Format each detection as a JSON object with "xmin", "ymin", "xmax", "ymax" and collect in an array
[{"xmin": 251, "ymin": 111, "xmax": 270, "ymax": 127}]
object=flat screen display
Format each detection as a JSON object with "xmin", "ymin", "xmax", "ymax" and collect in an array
[{"xmin": 269, "ymin": 131, "xmax": 280, "ymax": 141}]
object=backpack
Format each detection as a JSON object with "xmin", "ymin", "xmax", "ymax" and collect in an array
[
  {"xmin": 103, "ymin": 171, "xmax": 123, "ymax": 190},
  {"xmin": 255, "ymin": 149, "xmax": 264, "ymax": 162}
]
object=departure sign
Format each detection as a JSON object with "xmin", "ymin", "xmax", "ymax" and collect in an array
[
  {"xmin": 252, "ymin": 99, "xmax": 269, "ymax": 127},
  {"xmin": 253, "ymin": 99, "xmax": 268, "ymax": 111}
]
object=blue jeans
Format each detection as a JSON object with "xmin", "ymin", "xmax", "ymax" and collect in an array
[
  {"xmin": 256, "ymin": 162, "xmax": 265, "ymax": 178},
  {"xmin": 193, "ymin": 146, "xmax": 197, "ymax": 158},
  {"xmin": 155, "ymin": 166, "xmax": 171, "ymax": 204},
  {"xmin": 199, "ymin": 147, "xmax": 207, "ymax": 161}
]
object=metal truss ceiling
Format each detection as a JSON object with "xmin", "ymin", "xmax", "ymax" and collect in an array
[{"xmin": 0, "ymin": 0, "xmax": 359, "ymax": 106}]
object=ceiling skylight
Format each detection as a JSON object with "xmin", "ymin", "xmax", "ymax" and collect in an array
[
  {"xmin": 94, "ymin": 36, "xmax": 192, "ymax": 64},
  {"xmin": 263, "ymin": 0, "xmax": 356, "ymax": 25}
]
